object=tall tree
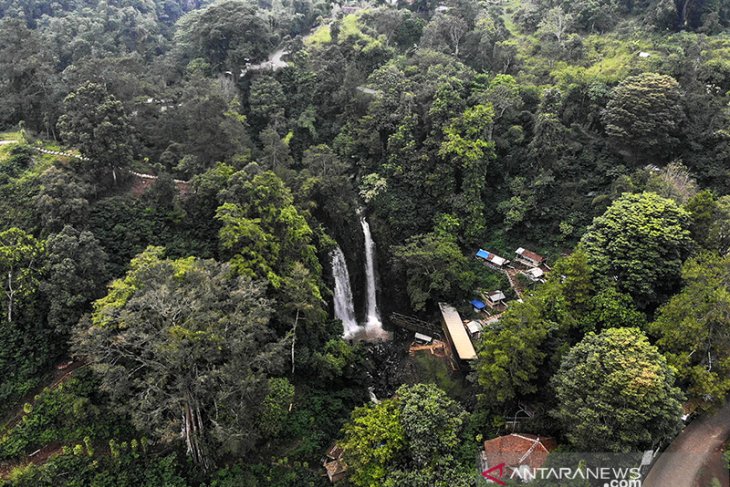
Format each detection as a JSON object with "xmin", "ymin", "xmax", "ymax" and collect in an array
[
  {"xmin": 649, "ymin": 253, "xmax": 730, "ymax": 410},
  {"xmin": 439, "ymin": 104, "xmax": 495, "ymax": 242},
  {"xmin": 72, "ymin": 247, "xmax": 285, "ymax": 468},
  {"xmin": 341, "ymin": 396, "xmax": 405, "ymax": 487},
  {"xmin": 0, "ymin": 228, "xmax": 44, "ymax": 324},
  {"xmin": 552, "ymin": 327, "xmax": 683, "ymax": 452},
  {"xmin": 33, "ymin": 166, "xmax": 91, "ymax": 235},
  {"xmin": 473, "ymin": 290, "xmax": 555, "ymax": 408},
  {"xmin": 579, "ymin": 192, "xmax": 692, "ymax": 307},
  {"xmin": 57, "ymin": 82, "xmax": 134, "ymax": 185},
  {"xmin": 42, "ymin": 226, "xmax": 108, "ymax": 337},
  {"xmin": 537, "ymin": 6, "xmax": 574, "ymax": 48},
  {"xmin": 0, "ymin": 19, "xmax": 58, "ymax": 134},
  {"xmin": 602, "ymin": 73, "xmax": 685, "ymax": 158},
  {"xmin": 341, "ymin": 383, "xmax": 471, "ymax": 487},
  {"xmin": 421, "ymin": 14, "xmax": 469, "ymax": 57},
  {"xmin": 392, "ymin": 215, "xmax": 476, "ymax": 312},
  {"xmin": 173, "ymin": 0, "xmax": 273, "ymax": 71},
  {"xmin": 707, "ymin": 195, "xmax": 730, "ymax": 256},
  {"xmin": 0, "ymin": 228, "xmax": 48, "ymax": 405},
  {"xmin": 216, "ymin": 168, "xmax": 321, "ymax": 288},
  {"xmin": 248, "ymin": 75, "xmax": 286, "ymax": 130}
]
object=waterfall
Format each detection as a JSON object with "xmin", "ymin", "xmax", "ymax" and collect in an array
[
  {"xmin": 331, "ymin": 246, "xmax": 359, "ymax": 338},
  {"xmin": 368, "ymin": 386, "xmax": 380, "ymax": 404},
  {"xmin": 360, "ymin": 216, "xmax": 384, "ymax": 332}
]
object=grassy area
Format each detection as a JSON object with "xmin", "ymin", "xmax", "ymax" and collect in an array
[
  {"xmin": 340, "ymin": 14, "xmax": 366, "ymax": 41},
  {"xmin": 0, "ymin": 131, "xmax": 22, "ymax": 160},
  {"xmin": 0, "ymin": 134, "xmax": 73, "ymax": 181},
  {"xmin": 306, "ymin": 12, "xmax": 380, "ymax": 50},
  {"xmin": 305, "ymin": 24, "xmax": 332, "ymax": 45},
  {"xmin": 0, "ymin": 130, "xmax": 22, "ymax": 142}
]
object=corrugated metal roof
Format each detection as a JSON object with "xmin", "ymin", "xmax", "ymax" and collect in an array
[
  {"xmin": 414, "ymin": 332, "xmax": 433, "ymax": 343},
  {"xmin": 478, "ymin": 248, "xmax": 508, "ymax": 267},
  {"xmin": 466, "ymin": 320, "xmax": 483, "ymax": 335},
  {"xmin": 487, "ymin": 290, "xmax": 506, "ymax": 302},
  {"xmin": 439, "ymin": 303, "xmax": 477, "ymax": 361}
]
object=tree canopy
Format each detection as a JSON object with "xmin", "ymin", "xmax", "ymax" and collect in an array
[
  {"xmin": 341, "ymin": 383, "xmax": 471, "ymax": 487},
  {"xmin": 650, "ymin": 253, "xmax": 730, "ymax": 411},
  {"xmin": 552, "ymin": 327, "xmax": 683, "ymax": 452},
  {"xmin": 72, "ymin": 247, "xmax": 286, "ymax": 468},
  {"xmin": 579, "ymin": 192, "xmax": 692, "ymax": 307},
  {"xmin": 0, "ymin": 0, "xmax": 729, "ymax": 483}
]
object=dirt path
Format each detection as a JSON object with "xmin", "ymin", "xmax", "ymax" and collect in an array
[
  {"xmin": 0, "ymin": 443, "xmax": 65, "ymax": 478},
  {"xmin": 504, "ymin": 268, "xmax": 525, "ymax": 298},
  {"xmin": 0, "ymin": 361, "xmax": 86, "ymax": 478},
  {"xmin": 0, "ymin": 361, "xmax": 85, "ymax": 434},
  {"xmin": 643, "ymin": 402, "xmax": 730, "ymax": 487}
]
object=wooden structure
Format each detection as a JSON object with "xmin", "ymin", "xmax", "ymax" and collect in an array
[
  {"xmin": 323, "ymin": 443, "xmax": 347, "ymax": 483},
  {"xmin": 389, "ymin": 312, "xmax": 442, "ymax": 338},
  {"xmin": 465, "ymin": 320, "xmax": 483, "ymax": 338},
  {"xmin": 515, "ymin": 247, "xmax": 545, "ymax": 267},
  {"xmin": 485, "ymin": 290, "xmax": 506, "ymax": 305},
  {"xmin": 438, "ymin": 303, "xmax": 477, "ymax": 362},
  {"xmin": 523, "ymin": 267, "xmax": 545, "ymax": 282}
]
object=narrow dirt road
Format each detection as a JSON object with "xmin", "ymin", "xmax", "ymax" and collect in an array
[{"xmin": 643, "ymin": 402, "xmax": 730, "ymax": 487}]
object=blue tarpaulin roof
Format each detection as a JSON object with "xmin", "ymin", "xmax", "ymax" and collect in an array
[
  {"xmin": 470, "ymin": 299, "xmax": 486, "ymax": 310},
  {"xmin": 476, "ymin": 249, "xmax": 489, "ymax": 260}
]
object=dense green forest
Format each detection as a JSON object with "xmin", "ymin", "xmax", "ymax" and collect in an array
[{"xmin": 0, "ymin": 0, "xmax": 729, "ymax": 484}]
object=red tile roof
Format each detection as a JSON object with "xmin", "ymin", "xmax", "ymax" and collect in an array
[
  {"xmin": 483, "ymin": 434, "xmax": 557, "ymax": 470},
  {"xmin": 516, "ymin": 248, "xmax": 545, "ymax": 264}
]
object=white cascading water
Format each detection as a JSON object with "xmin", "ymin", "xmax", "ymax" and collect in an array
[
  {"xmin": 360, "ymin": 216, "xmax": 386, "ymax": 337},
  {"xmin": 331, "ymin": 245, "xmax": 359, "ymax": 338}
]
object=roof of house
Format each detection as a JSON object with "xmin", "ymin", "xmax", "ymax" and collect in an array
[
  {"xmin": 516, "ymin": 247, "xmax": 545, "ymax": 263},
  {"xmin": 466, "ymin": 320, "xmax": 483, "ymax": 335},
  {"xmin": 470, "ymin": 299, "xmax": 486, "ymax": 310},
  {"xmin": 326, "ymin": 443, "xmax": 344, "ymax": 460},
  {"xmin": 476, "ymin": 249, "xmax": 508, "ymax": 266},
  {"xmin": 324, "ymin": 459, "xmax": 348, "ymax": 481},
  {"xmin": 414, "ymin": 332, "xmax": 433, "ymax": 343},
  {"xmin": 526, "ymin": 267, "xmax": 544, "ymax": 278},
  {"xmin": 487, "ymin": 290, "xmax": 506, "ymax": 302},
  {"xmin": 483, "ymin": 434, "xmax": 557, "ymax": 471},
  {"xmin": 438, "ymin": 303, "xmax": 477, "ymax": 360}
]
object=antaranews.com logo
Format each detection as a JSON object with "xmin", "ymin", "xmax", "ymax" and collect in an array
[
  {"xmin": 478, "ymin": 452, "xmax": 647, "ymax": 486},
  {"xmin": 482, "ymin": 463, "xmax": 642, "ymax": 485}
]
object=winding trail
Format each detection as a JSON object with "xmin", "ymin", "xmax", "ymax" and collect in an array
[
  {"xmin": 504, "ymin": 267, "xmax": 524, "ymax": 299},
  {"xmin": 643, "ymin": 402, "xmax": 730, "ymax": 487},
  {"xmin": 0, "ymin": 361, "xmax": 86, "ymax": 479}
]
